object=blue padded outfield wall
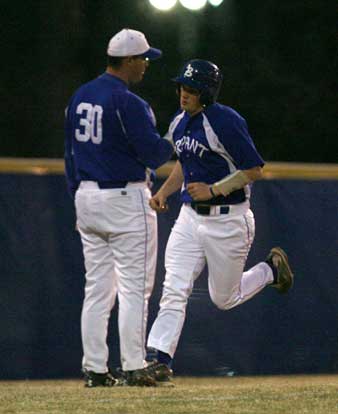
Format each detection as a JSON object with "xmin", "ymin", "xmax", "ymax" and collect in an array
[{"xmin": 0, "ymin": 172, "xmax": 337, "ymax": 379}]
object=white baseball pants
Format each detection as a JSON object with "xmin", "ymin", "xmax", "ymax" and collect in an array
[
  {"xmin": 148, "ymin": 202, "xmax": 273, "ymax": 358},
  {"xmin": 75, "ymin": 181, "xmax": 157, "ymax": 372}
]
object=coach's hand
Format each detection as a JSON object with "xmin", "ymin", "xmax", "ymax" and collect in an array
[
  {"xmin": 149, "ymin": 192, "xmax": 169, "ymax": 213},
  {"xmin": 187, "ymin": 182, "xmax": 213, "ymax": 201}
]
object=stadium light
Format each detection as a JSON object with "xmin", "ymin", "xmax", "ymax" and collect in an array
[
  {"xmin": 179, "ymin": 0, "xmax": 207, "ymax": 10},
  {"xmin": 148, "ymin": 0, "xmax": 224, "ymax": 11},
  {"xmin": 208, "ymin": 0, "xmax": 224, "ymax": 6},
  {"xmin": 149, "ymin": 0, "xmax": 177, "ymax": 11}
]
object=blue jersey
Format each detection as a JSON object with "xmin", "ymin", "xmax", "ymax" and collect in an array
[
  {"xmin": 64, "ymin": 72, "xmax": 173, "ymax": 197},
  {"xmin": 166, "ymin": 103, "xmax": 264, "ymax": 204}
]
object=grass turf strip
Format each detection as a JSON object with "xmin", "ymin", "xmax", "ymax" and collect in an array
[{"xmin": 0, "ymin": 375, "xmax": 337, "ymax": 414}]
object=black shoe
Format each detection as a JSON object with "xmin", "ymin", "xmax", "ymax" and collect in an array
[
  {"xmin": 114, "ymin": 367, "xmax": 157, "ymax": 387},
  {"xmin": 146, "ymin": 360, "xmax": 173, "ymax": 383},
  {"xmin": 83, "ymin": 368, "xmax": 117, "ymax": 388},
  {"xmin": 266, "ymin": 247, "xmax": 294, "ymax": 294}
]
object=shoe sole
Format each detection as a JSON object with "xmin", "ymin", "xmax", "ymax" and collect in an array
[
  {"xmin": 270, "ymin": 247, "xmax": 294, "ymax": 294},
  {"xmin": 117, "ymin": 380, "xmax": 157, "ymax": 387}
]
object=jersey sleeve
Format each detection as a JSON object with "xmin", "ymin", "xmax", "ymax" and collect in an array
[
  {"xmin": 216, "ymin": 109, "xmax": 264, "ymax": 170},
  {"xmin": 119, "ymin": 94, "xmax": 173, "ymax": 169},
  {"xmin": 163, "ymin": 110, "xmax": 184, "ymax": 144}
]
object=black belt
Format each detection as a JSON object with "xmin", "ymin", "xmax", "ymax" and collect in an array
[
  {"xmin": 96, "ymin": 181, "xmax": 128, "ymax": 189},
  {"xmin": 190, "ymin": 203, "xmax": 229, "ymax": 215}
]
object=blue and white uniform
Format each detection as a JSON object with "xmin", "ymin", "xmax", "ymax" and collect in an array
[
  {"xmin": 168, "ymin": 103, "xmax": 264, "ymax": 204},
  {"xmin": 148, "ymin": 103, "xmax": 275, "ymax": 359},
  {"xmin": 65, "ymin": 73, "xmax": 172, "ymax": 196},
  {"xmin": 65, "ymin": 72, "xmax": 173, "ymax": 373}
]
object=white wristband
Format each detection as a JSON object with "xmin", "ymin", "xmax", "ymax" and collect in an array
[{"xmin": 211, "ymin": 170, "xmax": 250, "ymax": 197}]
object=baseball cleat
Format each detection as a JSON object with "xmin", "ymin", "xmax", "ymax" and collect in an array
[
  {"xmin": 113, "ymin": 367, "xmax": 157, "ymax": 387},
  {"xmin": 267, "ymin": 247, "xmax": 294, "ymax": 294},
  {"xmin": 83, "ymin": 368, "xmax": 117, "ymax": 387},
  {"xmin": 145, "ymin": 360, "xmax": 174, "ymax": 386}
]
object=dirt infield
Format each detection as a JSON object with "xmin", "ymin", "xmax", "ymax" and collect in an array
[{"xmin": 0, "ymin": 375, "xmax": 337, "ymax": 414}]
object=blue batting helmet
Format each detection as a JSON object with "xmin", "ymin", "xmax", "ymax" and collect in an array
[{"xmin": 173, "ymin": 59, "xmax": 223, "ymax": 106}]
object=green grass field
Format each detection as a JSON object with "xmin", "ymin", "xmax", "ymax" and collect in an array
[{"xmin": 0, "ymin": 375, "xmax": 337, "ymax": 414}]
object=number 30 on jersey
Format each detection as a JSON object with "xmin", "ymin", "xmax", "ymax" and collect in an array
[{"xmin": 75, "ymin": 103, "xmax": 103, "ymax": 144}]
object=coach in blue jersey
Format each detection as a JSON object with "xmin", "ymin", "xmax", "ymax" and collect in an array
[
  {"xmin": 145, "ymin": 59, "xmax": 294, "ymax": 382},
  {"xmin": 64, "ymin": 28, "xmax": 173, "ymax": 387}
]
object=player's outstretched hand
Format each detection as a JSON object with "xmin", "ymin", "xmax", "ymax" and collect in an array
[
  {"xmin": 187, "ymin": 182, "xmax": 213, "ymax": 201},
  {"xmin": 149, "ymin": 192, "xmax": 169, "ymax": 213}
]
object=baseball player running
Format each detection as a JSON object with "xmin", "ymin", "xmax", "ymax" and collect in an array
[
  {"xmin": 64, "ymin": 28, "xmax": 173, "ymax": 387},
  {"xmin": 145, "ymin": 59, "xmax": 294, "ymax": 381}
]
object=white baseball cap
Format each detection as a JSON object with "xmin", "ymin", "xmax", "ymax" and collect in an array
[{"xmin": 107, "ymin": 28, "xmax": 162, "ymax": 60}]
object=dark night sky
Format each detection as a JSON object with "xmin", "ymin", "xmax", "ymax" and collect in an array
[{"xmin": 0, "ymin": 0, "xmax": 336, "ymax": 162}]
